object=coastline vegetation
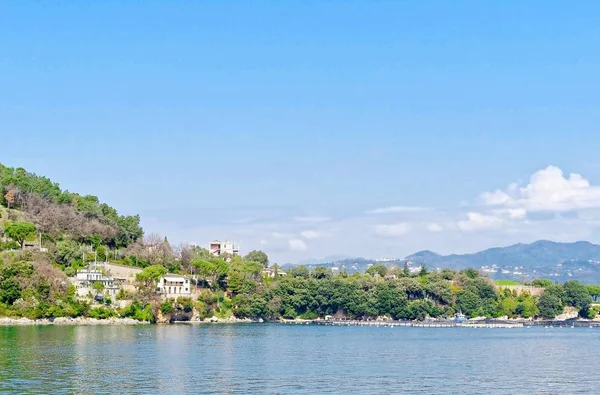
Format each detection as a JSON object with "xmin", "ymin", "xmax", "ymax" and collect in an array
[{"xmin": 1, "ymin": 162, "xmax": 600, "ymax": 323}]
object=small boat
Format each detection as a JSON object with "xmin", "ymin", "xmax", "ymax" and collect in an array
[{"xmin": 454, "ymin": 312, "xmax": 467, "ymax": 324}]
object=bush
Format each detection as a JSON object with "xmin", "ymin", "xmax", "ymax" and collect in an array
[
  {"xmin": 122, "ymin": 302, "xmax": 155, "ymax": 322},
  {"xmin": 299, "ymin": 311, "xmax": 318, "ymax": 320},
  {"xmin": 161, "ymin": 301, "xmax": 174, "ymax": 314},
  {"xmin": 88, "ymin": 307, "xmax": 116, "ymax": 319},
  {"xmin": 116, "ymin": 289, "xmax": 129, "ymax": 300},
  {"xmin": 0, "ymin": 240, "xmax": 20, "ymax": 251},
  {"xmin": 0, "ymin": 279, "xmax": 22, "ymax": 305},
  {"xmin": 282, "ymin": 307, "xmax": 297, "ymax": 320},
  {"xmin": 176, "ymin": 297, "xmax": 194, "ymax": 313}
]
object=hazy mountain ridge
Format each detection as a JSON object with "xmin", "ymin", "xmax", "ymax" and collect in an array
[
  {"xmin": 301, "ymin": 240, "xmax": 600, "ymax": 283},
  {"xmin": 405, "ymin": 240, "xmax": 600, "ymax": 269}
]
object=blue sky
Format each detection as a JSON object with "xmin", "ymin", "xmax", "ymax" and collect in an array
[{"xmin": 2, "ymin": 2, "xmax": 600, "ymax": 263}]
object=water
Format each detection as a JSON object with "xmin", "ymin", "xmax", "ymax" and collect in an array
[{"xmin": 1, "ymin": 324, "xmax": 599, "ymax": 394}]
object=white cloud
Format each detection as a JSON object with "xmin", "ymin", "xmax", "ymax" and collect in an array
[
  {"xmin": 427, "ymin": 223, "xmax": 444, "ymax": 232},
  {"xmin": 260, "ymin": 239, "xmax": 269, "ymax": 245},
  {"xmin": 480, "ymin": 166, "xmax": 600, "ymax": 212},
  {"xmin": 457, "ymin": 212, "xmax": 505, "ymax": 231},
  {"xmin": 300, "ymin": 230, "xmax": 321, "ymax": 239},
  {"xmin": 288, "ymin": 239, "xmax": 308, "ymax": 251},
  {"xmin": 374, "ymin": 223, "xmax": 411, "ymax": 237},
  {"xmin": 366, "ymin": 206, "xmax": 430, "ymax": 214},
  {"xmin": 492, "ymin": 208, "xmax": 527, "ymax": 219},
  {"xmin": 293, "ymin": 216, "xmax": 331, "ymax": 223},
  {"xmin": 479, "ymin": 190, "xmax": 512, "ymax": 205}
]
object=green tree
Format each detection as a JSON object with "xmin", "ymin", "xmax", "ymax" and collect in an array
[
  {"xmin": 585, "ymin": 285, "xmax": 600, "ymax": 302},
  {"xmin": 532, "ymin": 279, "xmax": 553, "ymax": 288},
  {"xmin": 243, "ymin": 250, "xmax": 269, "ymax": 267},
  {"xmin": 407, "ymin": 300, "xmax": 433, "ymax": 321},
  {"xmin": 516, "ymin": 298, "xmax": 539, "ymax": 318},
  {"xmin": 537, "ymin": 284, "xmax": 565, "ymax": 318},
  {"xmin": 497, "ymin": 296, "xmax": 518, "ymax": 318},
  {"xmin": 161, "ymin": 300, "xmax": 174, "ymax": 314},
  {"xmin": 563, "ymin": 280, "xmax": 592, "ymax": 316},
  {"xmin": 366, "ymin": 264, "xmax": 387, "ymax": 277},
  {"xmin": 291, "ymin": 266, "xmax": 310, "ymax": 279},
  {"xmin": 55, "ymin": 240, "xmax": 82, "ymax": 267},
  {"xmin": 0, "ymin": 278, "xmax": 21, "ymax": 305},
  {"xmin": 4, "ymin": 221, "xmax": 37, "ymax": 249},
  {"xmin": 92, "ymin": 281, "xmax": 105, "ymax": 299},
  {"xmin": 456, "ymin": 288, "xmax": 482, "ymax": 317},
  {"xmin": 136, "ymin": 265, "xmax": 168, "ymax": 283},
  {"xmin": 96, "ymin": 245, "xmax": 107, "ymax": 262},
  {"xmin": 311, "ymin": 267, "xmax": 332, "ymax": 280},
  {"xmin": 135, "ymin": 265, "xmax": 167, "ymax": 302},
  {"xmin": 424, "ymin": 280, "xmax": 453, "ymax": 305},
  {"xmin": 192, "ymin": 259, "xmax": 216, "ymax": 284},
  {"xmin": 461, "ymin": 269, "xmax": 480, "ymax": 279}
]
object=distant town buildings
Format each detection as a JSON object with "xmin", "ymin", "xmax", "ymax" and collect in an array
[{"xmin": 209, "ymin": 240, "xmax": 240, "ymax": 257}]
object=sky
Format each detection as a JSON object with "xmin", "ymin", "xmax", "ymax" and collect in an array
[{"xmin": 2, "ymin": 1, "xmax": 600, "ymax": 263}]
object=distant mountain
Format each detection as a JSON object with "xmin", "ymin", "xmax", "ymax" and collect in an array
[
  {"xmin": 405, "ymin": 240, "xmax": 600, "ymax": 283},
  {"xmin": 405, "ymin": 240, "xmax": 600, "ymax": 268},
  {"xmin": 408, "ymin": 250, "xmax": 441, "ymax": 261},
  {"xmin": 297, "ymin": 255, "xmax": 352, "ymax": 266},
  {"xmin": 292, "ymin": 240, "xmax": 600, "ymax": 283}
]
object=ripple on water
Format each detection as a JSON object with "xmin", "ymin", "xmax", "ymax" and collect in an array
[{"xmin": 1, "ymin": 325, "xmax": 600, "ymax": 394}]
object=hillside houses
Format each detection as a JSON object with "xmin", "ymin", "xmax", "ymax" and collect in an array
[
  {"xmin": 71, "ymin": 266, "xmax": 119, "ymax": 300},
  {"xmin": 70, "ymin": 262, "xmax": 194, "ymax": 302}
]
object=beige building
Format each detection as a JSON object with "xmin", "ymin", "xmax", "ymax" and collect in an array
[{"xmin": 262, "ymin": 267, "xmax": 287, "ymax": 278}]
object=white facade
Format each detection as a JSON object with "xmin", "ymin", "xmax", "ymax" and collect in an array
[
  {"xmin": 262, "ymin": 268, "xmax": 287, "ymax": 278},
  {"xmin": 72, "ymin": 267, "xmax": 119, "ymax": 299},
  {"xmin": 209, "ymin": 240, "xmax": 240, "ymax": 257},
  {"xmin": 156, "ymin": 275, "xmax": 191, "ymax": 298}
]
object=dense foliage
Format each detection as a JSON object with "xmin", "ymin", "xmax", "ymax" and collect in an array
[
  {"xmin": 176, "ymin": 257, "xmax": 599, "ymax": 322},
  {"xmin": 0, "ymin": 163, "xmax": 143, "ymax": 248}
]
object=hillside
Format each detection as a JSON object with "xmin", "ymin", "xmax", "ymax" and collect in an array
[
  {"xmin": 0, "ymin": 163, "xmax": 143, "ymax": 248},
  {"xmin": 0, "ymin": 163, "xmax": 146, "ymax": 320}
]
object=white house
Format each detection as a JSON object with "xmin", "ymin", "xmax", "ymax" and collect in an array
[
  {"xmin": 72, "ymin": 266, "xmax": 119, "ymax": 300},
  {"xmin": 156, "ymin": 274, "xmax": 191, "ymax": 298},
  {"xmin": 209, "ymin": 240, "xmax": 240, "ymax": 257},
  {"xmin": 262, "ymin": 267, "xmax": 287, "ymax": 278}
]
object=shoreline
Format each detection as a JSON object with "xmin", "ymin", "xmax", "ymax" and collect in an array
[
  {"xmin": 0, "ymin": 317, "xmax": 149, "ymax": 326},
  {"xmin": 3, "ymin": 316, "xmax": 599, "ymax": 328}
]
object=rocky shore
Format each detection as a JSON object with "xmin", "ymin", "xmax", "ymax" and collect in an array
[
  {"xmin": 0, "ymin": 317, "xmax": 149, "ymax": 326},
  {"xmin": 174, "ymin": 316, "xmax": 257, "ymax": 324}
]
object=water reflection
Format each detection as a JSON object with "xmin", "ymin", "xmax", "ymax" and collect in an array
[{"xmin": 1, "ymin": 325, "xmax": 600, "ymax": 394}]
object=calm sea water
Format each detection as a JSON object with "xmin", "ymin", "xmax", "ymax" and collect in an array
[{"xmin": 1, "ymin": 324, "xmax": 599, "ymax": 394}]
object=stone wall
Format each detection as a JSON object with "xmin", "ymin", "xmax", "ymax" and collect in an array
[{"xmin": 497, "ymin": 285, "xmax": 544, "ymax": 296}]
